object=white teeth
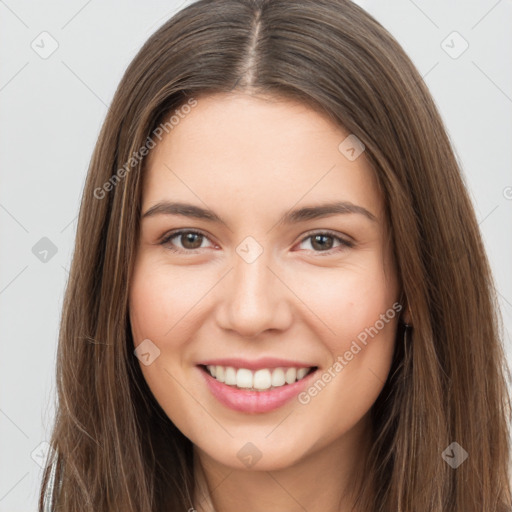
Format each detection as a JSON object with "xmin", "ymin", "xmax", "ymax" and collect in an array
[
  {"xmin": 297, "ymin": 368, "xmax": 308, "ymax": 380},
  {"xmin": 205, "ymin": 365, "xmax": 313, "ymax": 390},
  {"xmin": 215, "ymin": 365, "xmax": 225, "ymax": 382},
  {"xmin": 271, "ymin": 368, "xmax": 285, "ymax": 387},
  {"xmin": 285, "ymin": 367, "xmax": 297, "ymax": 384},
  {"xmin": 225, "ymin": 366, "xmax": 237, "ymax": 385},
  {"xmin": 253, "ymin": 369, "xmax": 272, "ymax": 390},
  {"xmin": 236, "ymin": 368, "xmax": 253, "ymax": 388}
]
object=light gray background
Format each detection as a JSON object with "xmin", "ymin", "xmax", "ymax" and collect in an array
[{"xmin": 1, "ymin": 0, "xmax": 511, "ymax": 510}]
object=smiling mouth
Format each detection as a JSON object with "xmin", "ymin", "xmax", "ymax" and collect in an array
[{"xmin": 199, "ymin": 364, "xmax": 317, "ymax": 392}]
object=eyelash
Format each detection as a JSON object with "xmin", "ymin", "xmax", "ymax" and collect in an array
[{"xmin": 159, "ymin": 229, "xmax": 354, "ymax": 255}]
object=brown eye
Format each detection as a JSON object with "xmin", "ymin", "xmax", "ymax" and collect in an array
[
  {"xmin": 297, "ymin": 231, "xmax": 353, "ymax": 254},
  {"xmin": 160, "ymin": 230, "xmax": 212, "ymax": 252},
  {"xmin": 310, "ymin": 234, "xmax": 334, "ymax": 251},
  {"xmin": 179, "ymin": 232, "xmax": 203, "ymax": 249}
]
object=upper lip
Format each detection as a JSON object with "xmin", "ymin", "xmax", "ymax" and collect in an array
[{"xmin": 197, "ymin": 357, "xmax": 317, "ymax": 371}]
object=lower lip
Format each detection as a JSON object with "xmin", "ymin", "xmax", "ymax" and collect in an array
[{"xmin": 198, "ymin": 366, "xmax": 317, "ymax": 414}]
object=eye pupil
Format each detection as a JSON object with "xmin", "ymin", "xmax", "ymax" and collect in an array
[{"xmin": 311, "ymin": 234, "xmax": 333, "ymax": 251}]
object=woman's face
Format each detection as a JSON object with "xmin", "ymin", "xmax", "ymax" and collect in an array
[{"xmin": 129, "ymin": 92, "xmax": 400, "ymax": 471}]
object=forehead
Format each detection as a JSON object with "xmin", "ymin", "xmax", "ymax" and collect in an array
[{"xmin": 142, "ymin": 92, "xmax": 383, "ymax": 222}]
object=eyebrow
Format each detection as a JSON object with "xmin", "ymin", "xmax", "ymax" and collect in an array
[{"xmin": 142, "ymin": 200, "xmax": 377, "ymax": 225}]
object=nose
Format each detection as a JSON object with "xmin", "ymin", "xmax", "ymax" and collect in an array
[{"xmin": 215, "ymin": 250, "xmax": 293, "ymax": 338}]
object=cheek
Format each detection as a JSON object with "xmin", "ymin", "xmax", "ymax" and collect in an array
[
  {"xmin": 289, "ymin": 254, "xmax": 398, "ymax": 347},
  {"xmin": 298, "ymin": 265, "xmax": 398, "ymax": 408},
  {"xmin": 128, "ymin": 259, "xmax": 202, "ymax": 429},
  {"xmin": 128, "ymin": 260, "xmax": 192, "ymax": 411},
  {"xmin": 290, "ymin": 254, "xmax": 399, "ymax": 403},
  {"xmin": 129, "ymin": 258, "xmax": 207, "ymax": 344}
]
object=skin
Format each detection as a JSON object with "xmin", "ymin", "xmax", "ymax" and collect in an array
[{"xmin": 129, "ymin": 92, "xmax": 405, "ymax": 512}]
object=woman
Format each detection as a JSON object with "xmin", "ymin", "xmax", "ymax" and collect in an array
[{"xmin": 40, "ymin": 0, "xmax": 512, "ymax": 510}]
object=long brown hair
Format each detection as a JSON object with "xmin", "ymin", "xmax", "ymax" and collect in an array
[{"xmin": 39, "ymin": 0, "xmax": 512, "ymax": 510}]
